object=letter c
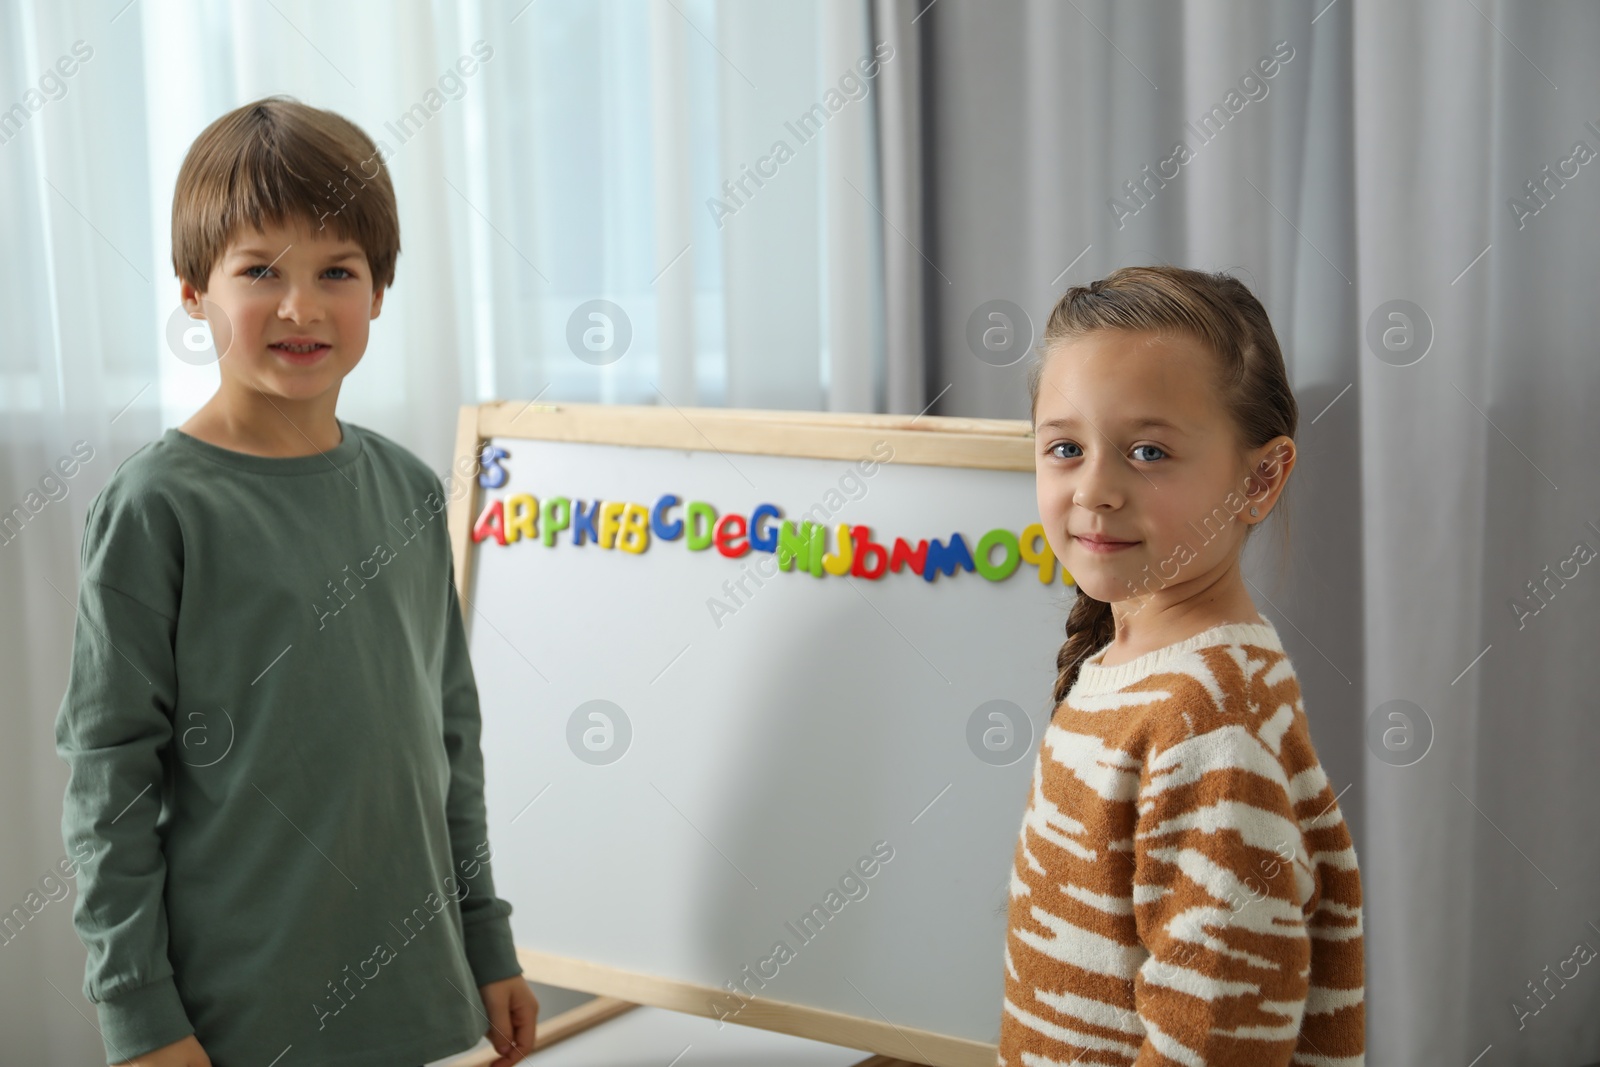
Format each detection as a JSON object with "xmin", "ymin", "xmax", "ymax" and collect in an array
[{"xmin": 652, "ymin": 494, "xmax": 684, "ymax": 540}]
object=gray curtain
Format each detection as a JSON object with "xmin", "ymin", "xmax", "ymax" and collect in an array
[{"xmin": 873, "ymin": 1, "xmax": 1600, "ymax": 1063}]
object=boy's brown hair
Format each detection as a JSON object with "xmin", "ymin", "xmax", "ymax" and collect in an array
[{"xmin": 171, "ymin": 95, "xmax": 400, "ymax": 293}]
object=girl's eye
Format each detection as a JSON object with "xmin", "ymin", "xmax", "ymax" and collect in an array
[
  {"xmin": 1048, "ymin": 442, "xmax": 1082, "ymax": 460},
  {"xmin": 1132, "ymin": 444, "xmax": 1167, "ymax": 462}
]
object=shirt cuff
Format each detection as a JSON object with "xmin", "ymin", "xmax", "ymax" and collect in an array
[
  {"xmin": 461, "ymin": 912, "xmax": 523, "ymax": 986},
  {"xmin": 96, "ymin": 975, "xmax": 194, "ymax": 1065}
]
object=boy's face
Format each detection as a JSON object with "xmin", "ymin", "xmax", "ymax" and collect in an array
[
  {"xmin": 180, "ymin": 217, "xmax": 384, "ymax": 403},
  {"xmin": 1032, "ymin": 328, "xmax": 1278, "ymax": 607}
]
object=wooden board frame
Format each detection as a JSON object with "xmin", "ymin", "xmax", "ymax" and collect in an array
[
  {"xmin": 446, "ymin": 400, "xmax": 1037, "ymax": 1067},
  {"xmin": 445, "ymin": 996, "xmax": 636, "ymax": 1065},
  {"xmin": 506, "ymin": 948, "xmax": 984, "ymax": 1067}
]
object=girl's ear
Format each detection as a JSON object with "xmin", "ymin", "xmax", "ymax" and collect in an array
[
  {"xmin": 1245, "ymin": 436, "xmax": 1296, "ymax": 511},
  {"xmin": 1260, "ymin": 436, "xmax": 1296, "ymax": 480}
]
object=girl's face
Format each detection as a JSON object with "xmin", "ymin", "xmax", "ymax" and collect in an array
[{"xmin": 1033, "ymin": 328, "xmax": 1283, "ymax": 610}]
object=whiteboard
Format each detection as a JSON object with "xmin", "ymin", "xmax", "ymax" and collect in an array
[{"xmin": 458, "ymin": 408, "xmax": 1074, "ymax": 1063}]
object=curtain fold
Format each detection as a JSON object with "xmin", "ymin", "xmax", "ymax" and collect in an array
[
  {"xmin": 649, "ymin": 0, "xmax": 698, "ymax": 404},
  {"xmin": 871, "ymin": 0, "xmax": 932, "ymax": 416}
]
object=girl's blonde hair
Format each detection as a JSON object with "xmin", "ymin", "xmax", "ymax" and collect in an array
[{"xmin": 1028, "ymin": 265, "xmax": 1298, "ymax": 704}]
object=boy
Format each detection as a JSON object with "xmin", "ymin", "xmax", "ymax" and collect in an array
[{"xmin": 55, "ymin": 96, "xmax": 538, "ymax": 1067}]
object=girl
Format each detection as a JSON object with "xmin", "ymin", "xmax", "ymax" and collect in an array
[{"xmin": 999, "ymin": 266, "xmax": 1364, "ymax": 1065}]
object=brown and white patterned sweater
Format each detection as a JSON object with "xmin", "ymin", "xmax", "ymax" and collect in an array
[{"xmin": 999, "ymin": 619, "xmax": 1364, "ymax": 1066}]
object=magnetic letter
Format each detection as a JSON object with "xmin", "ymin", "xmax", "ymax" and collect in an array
[
  {"xmin": 542, "ymin": 496, "xmax": 571, "ymax": 546},
  {"xmin": 686, "ymin": 502, "xmax": 716, "ymax": 550},
  {"xmin": 1019, "ymin": 523, "xmax": 1058, "ymax": 583},
  {"xmin": 850, "ymin": 525, "xmax": 889, "ymax": 579},
  {"xmin": 504, "ymin": 494, "xmax": 538, "ymax": 543},
  {"xmin": 472, "ymin": 500, "xmax": 507, "ymax": 546},
  {"xmin": 714, "ymin": 513, "xmax": 751, "ymax": 558},
  {"xmin": 618, "ymin": 503, "xmax": 651, "ymax": 554},
  {"xmin": 652, "ymin": 494, "xmax": 684, "ymax": 540},
  {"xmin": 974, "ymin": 528, "xmax": 1021, "ymax": 581}
]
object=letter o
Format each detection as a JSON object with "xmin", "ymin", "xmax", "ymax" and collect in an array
[{"xmin": 974, "ymin": 529, "xmax": 1021, "ymax": 580}]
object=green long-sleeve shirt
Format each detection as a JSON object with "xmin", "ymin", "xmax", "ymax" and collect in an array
[{"xmin": 55, "ymin": 418, "xmax": 521, "ymax": 1067}]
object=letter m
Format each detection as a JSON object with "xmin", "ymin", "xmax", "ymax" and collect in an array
[{"xmin": 923, "ymin": 534, "xmax": 975, "ymax": 581}]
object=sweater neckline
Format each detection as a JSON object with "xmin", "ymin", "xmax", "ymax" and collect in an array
[
  {"xmin": 165, "ymin": 418, "xmax": 364, "ymax": 475},
  {"xmin": 1070, "ymin": 618, "xmax": 1285, "ymax": 698}
]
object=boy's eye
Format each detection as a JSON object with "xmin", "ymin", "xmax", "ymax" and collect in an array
[
  {"xmin": 1132, "ymin": 444, "xmax": 1167, "ymax": 462},
  {"xmin": 241, "ymin": 265, "xmax": 356, "ymax": 279},
  {"xmin": 1048, "ymin": 442, "xmax": 1083, "ymax": 460}
]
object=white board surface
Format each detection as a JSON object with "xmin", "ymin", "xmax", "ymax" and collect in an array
[{"xmin": 464, "ymin": 431, "xmax": 1073, "ymax": 1052}]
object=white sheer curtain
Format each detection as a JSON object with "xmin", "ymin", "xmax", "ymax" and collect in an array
[{"xmin": 0, "ymin": 0, "xmax": 883, "ymax": 1060}]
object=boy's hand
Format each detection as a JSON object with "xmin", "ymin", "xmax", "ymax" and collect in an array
[
  {"xmin": 111, "ymin": 1035, "xmax": 211, "ymax": 1067},
  {"xmin": 479, "ymin": 975, "xmax": 538, "ymax": 1066}
]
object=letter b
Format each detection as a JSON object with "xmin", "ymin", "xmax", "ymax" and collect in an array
[{"xmin": 851, "ymin": 525, "xmax": 889, "ymax": 579}]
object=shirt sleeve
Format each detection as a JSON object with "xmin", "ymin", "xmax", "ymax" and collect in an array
[
  {"xmin": 54, "ymin": 487, "xmax": 195, "ymax": 1063},
  {"xmin": 437, "ymin": 515, "xmax": 522, "ymax": 986},
  {"xmin": 1129, "ymin": 723, "xmax": 1310, "ymax": 1065}
]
